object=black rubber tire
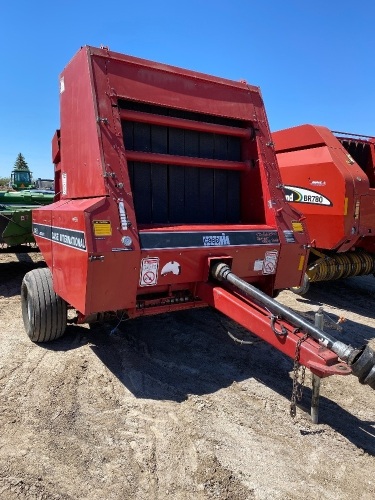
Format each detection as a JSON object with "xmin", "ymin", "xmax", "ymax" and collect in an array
[
  {"xmin": 290, "ymin": 273, "xmax": 310, "ymax": 296},
  {"xmin": 21, "ymin": 268, "xmax": 67, "ymax": 342}
]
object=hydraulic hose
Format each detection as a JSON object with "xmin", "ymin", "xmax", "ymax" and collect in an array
[{"xmin": 211, "ymin": 262, "xmax": 375, "ymax": 389}]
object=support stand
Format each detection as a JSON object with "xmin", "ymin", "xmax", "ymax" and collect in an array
[{"xmin": 311, "ymin": 308, "xmax": 324, "ymax": 423}]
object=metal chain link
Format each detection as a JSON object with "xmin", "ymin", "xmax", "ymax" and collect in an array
[{"xmin": 290, "ymin": 332, "xmax": 309, "ymax": 418}]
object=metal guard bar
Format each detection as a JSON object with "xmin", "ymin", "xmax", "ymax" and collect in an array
[
  {"xmin": 125, "ymin": 150, "xmax": 247, "ymax": 171},
  {"xmin": 332, "ymin": 130, "xmax": 375, "ymax": 140},
  {"xmin": 120, "ymin": 109, "xmax": 253, "ymax": 139}
]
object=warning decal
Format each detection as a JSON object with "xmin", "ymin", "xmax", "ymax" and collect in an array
[
  {"xmin": 93, "ymin": 220, "xmax": 112, "ymax": 237},
  {"xmin": 262, "ymin": 250, "xmax": 278, "ymax": 275},
  {"xmin": 140, "ymin": 257, "xmax": 159, "ymax": 287},
  {"xmin": 291, "ymin": 221, "xmax": 304, "ymax": 233},
  {"xmin": 253, "ymin": 259, "xmax": 263, "ymax": 271}
]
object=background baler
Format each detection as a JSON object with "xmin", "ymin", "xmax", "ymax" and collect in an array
[
  {"xmin": 21, "ymin": 47, "xmax": 375, "ymax": 411},
  {"xmin": 0, "ymin": 166, "xmax": 54, "ymax": 248},
  {"xmin": 0, "ymin": 189, "xmax": 54, "ymax": 247},
  {"xmin": 273, "ymin": 125, "xmax": 375, "ymax": 293}
]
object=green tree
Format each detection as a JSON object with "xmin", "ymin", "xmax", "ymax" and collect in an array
[
  {"xmin": 0, "ymin": 176, "xmax": 11, "ymax": 188},
  {"xmin": 14, "ymin": 153, "xmax": 29, "ymax": 171}
]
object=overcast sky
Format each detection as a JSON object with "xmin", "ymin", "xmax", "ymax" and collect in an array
[{"xmin": 0, "ymin": 0, "xmax": 374, "ymax": 178}]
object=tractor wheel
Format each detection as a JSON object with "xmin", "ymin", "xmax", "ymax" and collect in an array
[
  {"xmin": 21, "ymin": 268, "xmax": 67, "ymax": 342},
  {"xmin": 290, "ymin": 273, "xmax": 310, "ymax": 296}
]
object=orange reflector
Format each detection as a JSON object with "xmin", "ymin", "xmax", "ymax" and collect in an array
[
  {"xmin": 292, "ymin": 221, "xmax": 304, "ymax": 232},
  {"xmin": 298, "ymin": 255, "xmax": 305, "ymax": 271},
  {"xmin": 344, "ymin": 197, "xmax": 348, "ymax": 215}
]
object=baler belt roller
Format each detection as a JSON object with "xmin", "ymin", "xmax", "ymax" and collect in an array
[{"xmin": 209, "ymin": 262, "xmax": 375, "ymax": 390}]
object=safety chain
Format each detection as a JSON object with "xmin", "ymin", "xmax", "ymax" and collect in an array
[{"xmin": 290, "ymin": 332, "xmax": 309, "ymax": 418}]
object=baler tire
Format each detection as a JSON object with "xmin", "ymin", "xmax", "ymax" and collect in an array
[
  {"xmin": 21, "ymin": 268, "xmax": 67, "ymax": 342},
  {"xmin": 290, "ymin": 273, "xmax": 310, "ymax": 296}
]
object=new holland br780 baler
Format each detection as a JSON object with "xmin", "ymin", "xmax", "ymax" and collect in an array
[
  {"xmin": 21, "ymin": 47, "xmax": 375, "ymax": 411},
  {"xmin": 273, "ymin": 124, "xmax": 375, "ymax": 293}
]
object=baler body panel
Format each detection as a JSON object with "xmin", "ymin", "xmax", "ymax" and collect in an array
[
  {"xmin": 33, "ymin": 46, "xmax": 309, "ymax": 315},
  {"xmin": 359, "ymin": 191, "xmax": 375, "ymax": 235},
  {"xmin": 59, "ymin": 50, "xmax": 107, "ymax": 199}
]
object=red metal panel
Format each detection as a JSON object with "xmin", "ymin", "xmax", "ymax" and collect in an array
[
  {"xmin": 51, "ymin": 130, "xmax": 60, "ymax": 164},
  {"xmin": 272, "ymin": 124, "xmax": 326, "ymax": 153},
  {"xmin": 59, "ymin": 48, "xmax": 107, "ymax": 199},
  {"xmin": 358, "ymin": 190, "xmax": 375, "ymax": 253},
  {"xmin": 90, "ymin": 49, "xmax": 258, "ymax": 122},
  {"xmin": 33, "ymin": 197, "xmax": 140, "ymax": 314}
]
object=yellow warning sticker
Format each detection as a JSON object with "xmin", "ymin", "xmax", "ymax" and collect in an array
[
  {"xmin": 292, "ymin": 221, "xmax": 304, "ymax": 233},
  {"xmin": 93, "ymin": 220, "xmax": 112, "ymax": 237}
]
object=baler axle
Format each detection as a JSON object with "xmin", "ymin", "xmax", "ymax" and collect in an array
[{"xmin": 210, "ymin": 262, "xmax": 375, "ymax": 390}]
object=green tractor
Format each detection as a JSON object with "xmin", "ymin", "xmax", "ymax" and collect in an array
[
  {"xmin": 10, "ymin": 168, "xmax": 35, "ymax": 190},
  {"xmin": 0, "ymin": 167, "xmax": 54, "ymax": 248}
]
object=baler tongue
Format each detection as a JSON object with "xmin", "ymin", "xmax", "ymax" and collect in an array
[{"xmin": 210, "ymin": 262, "xmax": 375, "ymax": 391}]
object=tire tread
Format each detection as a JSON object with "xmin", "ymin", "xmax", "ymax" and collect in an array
[{"xmin": 21, "ymin": 268, "xmax": 67, "ymax": 342}]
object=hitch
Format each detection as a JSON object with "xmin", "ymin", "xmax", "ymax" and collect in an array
[{"xmin": 209, "ymin": 262, "xmax": 375, "ymax": 390}]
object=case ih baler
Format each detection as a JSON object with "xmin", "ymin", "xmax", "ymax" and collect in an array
[
  {"xmin": 273, "ymin": 125, "xmax": 375, "ymax": 293},
  {"xmin": 21, "ymin": 47, "xmax": 375, "ymax": 412}
]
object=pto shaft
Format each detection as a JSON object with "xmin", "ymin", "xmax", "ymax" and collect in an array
[{"xmin": 211, "ymin": 262, "xmax": 375, "ymax": 389}]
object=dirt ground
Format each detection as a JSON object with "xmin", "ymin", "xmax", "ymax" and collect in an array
[{"xmin": 1, "ymin": 250, "xmax": 375, "ymax": 500}]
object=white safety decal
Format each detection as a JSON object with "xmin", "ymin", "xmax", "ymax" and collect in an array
[
  {"xmin": 62, "ymin": 172, "xmax": 67, "ymax": 195},
  {"xmin": 262, "ymin": 250, "xmax": 278, "ymax": 275},
  {"xmin": 140, "ymin": 257, "xmax": 159, "ymax": 286},
  {"xmin": 253, "ymin": 259, "xmax": 263, "ymax": 271},
  {"xmin": 161, "ymin": 261, "xmax": 181, "ymax": 276}
]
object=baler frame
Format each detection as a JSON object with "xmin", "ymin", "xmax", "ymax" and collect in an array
[{"xmin": 20, "ymin": 46, "xmax": 375, "ymax": 420}]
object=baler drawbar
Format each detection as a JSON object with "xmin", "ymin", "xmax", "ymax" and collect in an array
[
  {"xmin": 208, "ymin": 262, "xmax": 375, "ymax": 389},
  {"xmin": 20, "ymin": 46, "xmax": 375, "ymax": 418}
]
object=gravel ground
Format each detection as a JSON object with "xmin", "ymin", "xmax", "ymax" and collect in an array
[{"xmin": 0, "ymin": 250, "xmax": 374, "ymax": 499}]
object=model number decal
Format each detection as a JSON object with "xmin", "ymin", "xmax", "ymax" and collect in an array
[{"xmin": 284, "ymin": 186, "xmax": 332, "ymax": 206}]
